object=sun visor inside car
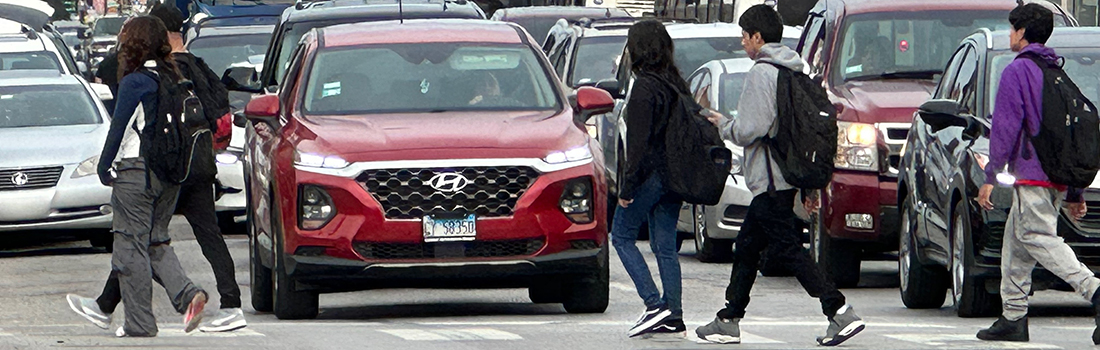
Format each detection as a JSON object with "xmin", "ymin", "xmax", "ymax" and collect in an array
[{"xmin": 449, "ymin": 49, "xmax": 522, "ymax": 71}]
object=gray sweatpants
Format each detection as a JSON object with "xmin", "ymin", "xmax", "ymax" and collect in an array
[
  {"xmin": 1001, "ymin": 186, "xmax": 1100, "ymax": 321},
  {"xmin": 110, "ymin": 158, "xmax": 203, "ymax": 336}
]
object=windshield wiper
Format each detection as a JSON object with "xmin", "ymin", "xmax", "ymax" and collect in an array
[{"xmin": 847, "ymin": 69, "xmax": 942, "ymax": 82}]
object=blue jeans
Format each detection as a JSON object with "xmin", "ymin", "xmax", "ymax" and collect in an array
[{"xmin": 611, "ymin": 175, "xmax": 683, "ymax": 318}]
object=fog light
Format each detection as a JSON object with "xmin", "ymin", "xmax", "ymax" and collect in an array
[
  {"xmin": 845, "ymin": 213, "xmax": 873, "ymax": 229},
  {"xmin": 99, "ymin": 205, "xmax": 112, "ymax": 215},
  {"xmin": 299, "ymin": 185, "xmax": 335, "ymax": 230},
  {"xmin": 560, "ymin": 178, "xmax": 594, "ymax": 224}
]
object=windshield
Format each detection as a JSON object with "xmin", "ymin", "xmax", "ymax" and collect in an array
[
  {"xmin": 93, "ymin": 17, "xmax": 126, "ymax": 36},
  {"xmin": 718, "ymin": 72, "xmax": 747, "ymax": 115},
  {"xmin": 571, "ymin": 36, "xmax": 626, "ymax": 87},
  {"xmin": 833, "ymin": 10, "xmax": 1010, "ymax": 85},
  {"xmin": 189, "ymin": 34, "xmax": 271, "ymax": 77},
  {"xmin": 0, "ymin": 84, "xmax": 100, "ymax": 128},
  {"xmin": 673, "ymin": 37, "xmax": 799, "ymax": 79},
  {"xmin": 0, "ymin": 52, "xmax": 62, "ymax": 71},
  {"xmin": 304, "ymin": 43, "xmax": 560, "ymax": 114},
  {"xmin": 990, "ymin": 49, "xmax": 1100, "ymax": 110}
]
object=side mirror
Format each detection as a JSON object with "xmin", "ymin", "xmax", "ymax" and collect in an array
[
  {"xmin": 594, "ymin": 79, "xmax": 623, "ymax": 99},
  {"xmin": 245, "ymin": 94, "xmax": 280, "ymax": 126},
  {"xmin": 233, "ymin": 111, "xmax": 247, "ymax": 128},
  {"xmin": 961, "ymin": 116, "xmax": 986, "ymax": 141},
  {"xmin": 917, "ymin": 99, "xmax": 966, "ymax": 133},
  {"xmin": 222, "ymin": 66, "xmax": 262, "ymax": 93},
  {"xmin": 89, "ymin": 82, "xmax": 113, "ymax": 101},
  {"xmin": 574, "ymin": 86, "xmax": 615, "ymax": 125}
]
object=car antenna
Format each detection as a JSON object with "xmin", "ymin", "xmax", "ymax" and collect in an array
[{"xmin": 399, "ymin": 0, "xmax": 404, "ymax": 23}]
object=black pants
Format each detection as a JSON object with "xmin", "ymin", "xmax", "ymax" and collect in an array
[
  {"xmin": 717, "ymin": 190, "xmax": 846, "ymax": 320},
  {"xmin": 98, "ymin": 180, "xmax": 241, "ymax": 312}
]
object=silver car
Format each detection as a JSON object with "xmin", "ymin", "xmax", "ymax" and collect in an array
[{"xmin": 0, "ymin": 70, "xmax": 114, "ymax": 249}]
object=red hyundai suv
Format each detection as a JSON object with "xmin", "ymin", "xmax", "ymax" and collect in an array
[
  {"xmin": 242, "ymin": 19, "xmax": 616, "ymax": 319},
  {"xmin": 795, "ymin": 0, "xmax": 1074, "ymax": 287}
]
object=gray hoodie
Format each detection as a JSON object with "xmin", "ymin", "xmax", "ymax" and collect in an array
[{"xmin": 718, "ymin": 43, "xmax": 805, "ymax": 197}]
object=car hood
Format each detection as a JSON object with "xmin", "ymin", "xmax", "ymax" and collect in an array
[
  {"xmin": 0, "ymin": 124, "xmax": 106, "ymax": 168},
  {"xmin": 293, "ymin": 110, "xmax": 588, "ymax": 161},
  {"xmin": 831, "ymin": 80, "xmax": 936, "ymax": 124}
]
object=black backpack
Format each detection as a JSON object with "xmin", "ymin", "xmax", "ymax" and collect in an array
[
  {"xmin": 138, "ymin": 67, "xmax": 213, "ymax": 185},
  {"xmin": 1017, "ymin": 54, "xmax": 1100, "ymax": 188},
  {"xmin": 657, "ymin": 75, "xmax": 733, "ymax": 205},
  {"xmin": 761, "ymin": 62, "xmax": 838, "ymax": 191}
]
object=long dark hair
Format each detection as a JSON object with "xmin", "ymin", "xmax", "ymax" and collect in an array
[
  {"xmin": 117, "ymin": 16, "xmax": 179, "ymax": 82},
  {"xmin": 626, "ymin": 20, "xmax": 688, "ymax": 92}
]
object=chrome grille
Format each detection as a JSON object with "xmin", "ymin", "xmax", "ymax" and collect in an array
[
  {"xmin": 0, "ymin": 166, "xmax": 64, "ymax": 191},
  {"xmin": 354, "ymin": 239, "xmax": 545, "ymax": 260},
  {"xmin": 878, "ymin": 123, "xmax": 910, "ymax": 177},
  {"xmin": 359, "ymin": 166, "xmax": 539, "ymax": 220}
]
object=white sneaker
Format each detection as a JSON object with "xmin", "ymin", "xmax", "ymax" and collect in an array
[
  {"xmin": 199, "ymin": 308, "xmax": 247, "ymax": 332},
  {"xmin": 66, "ymin": 294, "xmax": 110, "ymax": 329}
]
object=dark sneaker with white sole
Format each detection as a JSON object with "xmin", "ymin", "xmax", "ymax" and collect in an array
[
  {"xmin": 817, "ymin": 305, "xmax": 865, "ymax": 346},
  {"xmin": 66, "ymin": 294, "xmax": 110, "ymax": 329},
  {"xmin": 638, "ymin": 318, "xmax": 686, "ymax": 339},
  {"xmin": 199, "ymin": 308, "xmax": 247, "ymax": 332},
  {"xmin": 977, "ymin": 316, "xmax": 1028, "ymax": 342},
  {"xmin": 695, "ymin": 317, "xmax": 741, "ymax": 344},
  {"xmin": 628, "ymin": 305, "xmax": 672, "ymax": 337}
]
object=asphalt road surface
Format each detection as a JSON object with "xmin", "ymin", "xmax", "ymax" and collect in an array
[{"xmin": 1, "ymin": 217, "xmax": 1098, "ymax": 349}]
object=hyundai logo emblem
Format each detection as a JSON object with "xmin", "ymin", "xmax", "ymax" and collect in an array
[
  {"xmin": 10, "ymin": 172, "xmax": 28, "ymax": 186},
  {"xmin": 428, "ymin": 173, "xmax": 470, "ymax": 193}
]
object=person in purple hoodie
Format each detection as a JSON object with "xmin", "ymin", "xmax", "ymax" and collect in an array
[{"xmin": 975, "ymin": 3, "xmax": 1100, "ymax": 344}]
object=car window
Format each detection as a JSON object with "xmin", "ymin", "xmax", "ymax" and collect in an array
[
  {"xmin": 799, "ymin": 15, "xmax": 826, "ymax": 76},
  {"xmin": 719, "ymin": 72, "xmax": 747, "ymax": 116},
  {"xmin": 570, "ymin": 36, "xmax": 626, "ymax": 87},
  {"xmin": 692, "ymin": 70, "xmax": 710, "ymax": 102},
  {"xmin": 510, "ymin": 18, "xmax": 562, "ymax": 44},
  {"xmin": 0, "ymin": 84, "xmax": 99, "ymax": 128},
  {"xmin": 47, "ymin": 33, "xmax": 79, "ymax": 74},
  {"xmin": 188, "ymin": 33, "xmax": 271, "ymax": 77},
  {"xmin": 832, "ymin": 10, "xmax": 1012, "ymax": 85},
  {"xmin": 672, "ymin": 36, "xmax": 799, "ymax": 79},
  {"xmin": 304, "ymin": 43, "xmax": 560, "ymax": 114},
  {"xmin": 989, "ymin": 49, "xmax": 1100, "ymax": 111},
  {"xmin": 92, "ymin": 17, "xmax": 126, "ymax": 37},
  {"xmin": 953, "ymin": 46, "xmax": 979, "ymax": 114},
  {"xmin": 935, "ymin": 46, "xmax": 968, "ymax": 99},
  {"xmin": 0, "ymin": 52, "xmax": 63, "ymax": 71},
  {"xmin": 553, "ymin": 37, "xmax": 572, "ymax": 77}
]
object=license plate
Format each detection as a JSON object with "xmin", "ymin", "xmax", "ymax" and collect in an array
[{"xmin": 422, "ymin": 214, "xmax": 477, "ymax": 242}]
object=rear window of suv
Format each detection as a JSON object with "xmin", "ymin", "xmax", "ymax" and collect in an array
[
  {"xmin": 303, "ymin": 43, "xmax": 561, "ymax": 114},
  {"xmin": 832, "ymin": 10, "xmax": 1010, "ymax": 85}
]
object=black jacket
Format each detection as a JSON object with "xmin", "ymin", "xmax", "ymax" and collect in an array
[
  {"xmin": 172, "ymin": 52, "xmax": 230, "ymax": 132},
  {"xmin": 620, "ymin": 72, "xmax": 688, "ymax": 200}
]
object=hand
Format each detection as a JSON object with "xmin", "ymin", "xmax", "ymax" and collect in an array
[
  {"xmin": 803, "ymin": 195, "xmax": 821, "ymax": 215},
  {"xmin": 977, "ymin": 184, "xmax": 994, "ymax": 210},
  {"xmin": 618, "ymin": 198, "xmax": 634, "ymax": 208},
  {"xmin": 701, "ymin": 109, "xmax": 725, "ymax": 127},
  {"xmin": 1067, "ymin": 202, "xmax": 1088, "ymax": 221}
]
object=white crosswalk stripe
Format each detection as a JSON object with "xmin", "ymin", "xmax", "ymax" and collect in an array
[
  {"xmin": 150, "ymin": 328, "xmax": 265, "ymax": 338},
  {"xmin": 379, "ymin": 328, "xmax": 523, "ymax": 341},
  {"xmin": 884, "ymin": 333, "xmax": 1061, "ymax": 349}
]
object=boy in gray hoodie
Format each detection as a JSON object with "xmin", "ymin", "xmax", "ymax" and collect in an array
[{"xmin": 697, "ymin": 5, "xmax": 863, "ymax": 347}]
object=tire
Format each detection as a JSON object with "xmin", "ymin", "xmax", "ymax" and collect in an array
[
  {"xmin": 271, "ymin": 197, "xmax": 319, "ymax": 320},
  {"xmin": 811, "ymin": 214, "xmax": 861, "ymax": 288},
  {"xmin": 528, "ymin": 280, "xmax": 564, "ymax": 304},
  {"xmin": 694, "ymin": 205, "xmax": 732, "ymax": 263},
  {"xmin": 899, "ymin": 200, "xmax": 948, "ymax": 309},
  {"xmin": 950, "ymin": 200, "xmax": 1000, "ymax": 318},
  {"xmin": 89, "ymin": 230, "xmax": 113, "ymax": 252},
  {"xmin": 248, "ymin": 195, "xmax": 273, "ymax": 312},
  {"xmin": 563, "ymin": 247, "xmax": 610, "ymax": 313}
]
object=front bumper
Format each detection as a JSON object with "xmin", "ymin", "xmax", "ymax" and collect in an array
[
  {"xmin": 0, "ymin": 165, "xmax": 112, "ymax": 232},
  {"xmin": 286, "ymin": 247, "xmax": 605, "ymax": 292},
  {"xmin": 822, "ymin": 171, "xmax": 899, "ymax": 249}
]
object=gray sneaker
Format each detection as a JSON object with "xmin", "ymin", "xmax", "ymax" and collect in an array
[
  {"xmin": 817, "ymin": 305, "xmax": 865, "ymax": 346},
  {"xmin": 66, "ymin": 294, "xmax": 110, "ymax": 329},
  {"xmin": 199, "ymin": 308, "xmax": 248, "ymax": 332},
  {"xmin": 695, "ymin": 317, "xmax": 741, "ymax": 344}
]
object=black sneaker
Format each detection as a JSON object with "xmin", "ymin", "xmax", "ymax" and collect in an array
[
  {"xmin": 628, "ymin": 305, "xmax": 672, "ymax": 337},
  {"xmin": 977, "ymin": 316, "xmax": 1029, "ymax": 342},
  {"xmin": 638, "ymin": 318, "xmax": 686, "ymax": 339}
]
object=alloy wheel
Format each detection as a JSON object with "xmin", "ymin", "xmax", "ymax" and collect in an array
[
  {"xmin": 899, "ymin": 210, "xmax": 912, "ymax": 294},
  {"xmin": 951, "ymin": 214, "xmax": 966, "ymax": 306},
  {"xmin": 694, "ymin": 205, "xmax": 707, "ymax": 252}
]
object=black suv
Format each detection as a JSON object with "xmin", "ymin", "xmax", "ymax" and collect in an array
[
  {"xmin": 898, "ymin": 27, "xmax": 1100, "ymax": 317},
  {"xmin": 257, "ymin": 0, "xmax": 486, "ymax": 92}
]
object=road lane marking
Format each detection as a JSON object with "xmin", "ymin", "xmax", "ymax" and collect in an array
[
  {"xmin": 379, "ymin": 328, "xmax": 522, "ymax": 341},
  {"xmin": 609, "ymin": 282, "xmax": 637, "ymax": 293},
  {"xmin": 687, "ymin": 331, "xmax": 783, "ymax": 344},
  {"xmin": 884, "ymin": 334, "xmax": 1060, "ymax": 349},
  {"xmin": 154, "ymin": 328, "xmax": 265, "ymax": 337}
]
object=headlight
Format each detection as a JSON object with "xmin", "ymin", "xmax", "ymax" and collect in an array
[
  {"xmin": 299, "ymin": 185, "xmax": 335, "ymax": 230},
  {"xmin": 544, "ymin": 146, "xmax": 592, "ymax": 164},
  {"xmin": 72, "ymin": 155, "xmax": 99, "ymax": 178},
  {"xmin": 294, "ymin": 150, "xmax": 349, "ymax": 169},
  {"xmin": 560, "ymin": 177, "xmax": 594, "ymax": 223},
  {"xmin": 835, "ymin": 122, "xmax": 879, "ymax": 172}
]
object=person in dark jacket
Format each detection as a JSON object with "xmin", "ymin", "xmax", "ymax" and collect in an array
[
  {"xmin": 67, "ymin": 5, "xmax": 247, "ymax": 333},
  {"xmin": 65, "ymin": 15, "xmax": 207, "ymax": 337},
  {"xmin": 975, "ymin": 3, "xmax": 1100, "ymax": 343},
  {"xmin": 613, "ymin": 20, "xmax": 687, "ymax": 339}
]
